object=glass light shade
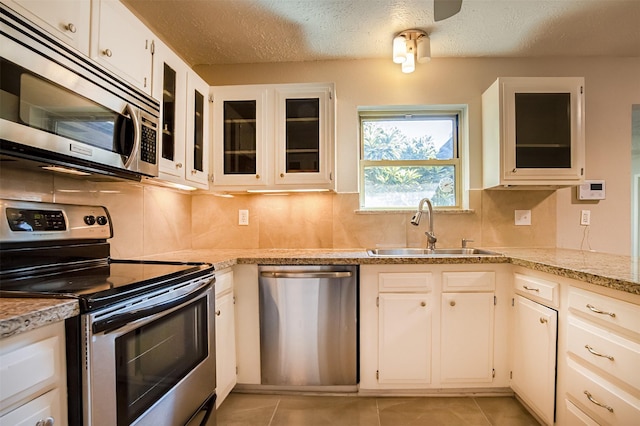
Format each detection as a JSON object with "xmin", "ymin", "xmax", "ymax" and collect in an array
[
  {"xmin": 416, "ymin": 36, "xmax": 431, "ymax": 63},
  {"xmin": 392, "ymin": 36, "xmax": 407, "ymax": 63},
  {"xmin": 401, "ymin": 48, "xmax": 415, "ymax": 73}
]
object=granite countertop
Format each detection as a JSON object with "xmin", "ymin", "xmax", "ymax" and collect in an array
[
  {"xmin": 143, "ymin": 247, "xmax": 640, "ymax": 296},
  {"xmin": 0, "ymin": 297, "xmax": 79, "ymax": 339},
  {"xmin": 2, "ymin": 247, "xmax": 638, "ymax": 339}
]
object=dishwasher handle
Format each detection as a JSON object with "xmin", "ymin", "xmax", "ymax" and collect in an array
[{"xmin": 260, "ymin": 271, "xmax": 352, "ymax": 279}]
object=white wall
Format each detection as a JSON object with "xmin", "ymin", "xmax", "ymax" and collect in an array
[{"xmin": 196, "ymin": 57, "xmax": 640, "ymax": 255}]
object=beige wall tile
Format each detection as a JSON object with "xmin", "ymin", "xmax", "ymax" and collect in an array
[
  {"xmin": 192, "ymin": 194, "xmax": 260, "ymax": 249},
  {"xmin": 332, "ymin": 193, "xmax": 407, "ymax": 249},
  {"xmin": 0, "ymin": 167, "xmax": 54, "ymax": 202},
  {"xmin": 255, "ymin": 193, "xmax": 333, "ymax": 248},
  {"xmin": 143, "ymin": 185, "xmax": 192, "ymax": 255},
  {"xmin": 481, "ymin": 190, "xmax": 556, "ymax": 248}
]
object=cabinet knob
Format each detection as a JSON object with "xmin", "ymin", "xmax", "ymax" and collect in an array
[
  {"xmin": 102, "ymin": 48, "xmax": 113, "ymax": 57},
  {"xmin": 539, "ymin": 317, "xmax": 548, "ymax": 324},
  {"xmin": 420, "ymin": 301, "xmax": 426, "ymax": 307},
  {"xmin": 191, "ymin": 170, "xmax": 197, "ymax": 175},
  {"xmin": 255, "ymin": 174, "xmax": 260, "ymax": 179},
  {"xmin": 280, "ymin": 173, "xmax": 285, "ymax": 178},
  {"xmin": 449, "ymin": 300, "xmax": 456, "ymax": 307},
  {"xmin": 512, "ymin": 168, "xmax": 517, "ymax": 173},
  {"xmin": 176, "ymin": 163, "xmax": 183, "ymax": 169},
  {"xmin": 64, "ymin": 23, "xmax": 76, "ymax": 33},
  {"xmin": 35, "ymin": 417, "xmax": 55, "ymax": 426},
  {"xmin": 216, "ymin": 310, "xmax": 221, "ymax": 316}
]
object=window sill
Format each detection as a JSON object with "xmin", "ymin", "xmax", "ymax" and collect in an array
[{"xmin": 355, "ymin": 209, "xmax": 475, "ymax": 215}]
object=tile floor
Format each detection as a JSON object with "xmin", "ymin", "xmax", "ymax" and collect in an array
[{"xmin": 215, "ymin": 393, "xmax": 541, "ymax": 426}]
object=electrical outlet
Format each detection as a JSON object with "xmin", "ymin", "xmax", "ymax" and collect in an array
[
  {"xmin": 238, "ymin": 209, "xmax": 249, "ymax": 226},
  {"xmin": 515, "ymin": 210, "xmax": 531, "ymax": 226},
  {"xmin": 580, "ymin": 210, "xmax": 591, "ymax": 226}
]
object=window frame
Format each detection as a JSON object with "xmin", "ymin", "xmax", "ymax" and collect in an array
[{"xmin": 358, "ymin": 107, "xmax": 464, "ymax": 211}]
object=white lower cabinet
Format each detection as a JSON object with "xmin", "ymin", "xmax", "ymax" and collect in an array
[
  {"xmin": 360, "ymin": 264, "xmax": 509, "ymax": 392},
  {"xmin": 215, "ymin": 269, "xmax": 237, "ymax": 408},
  {"xmin": 511, "ymin": 294, "xmax": 558, "ymax": 425},
  {"xmin": 0, "ymin": 322, "xmax": 67, "ymax": 426},
  {"xmin": 378, "ymin": 293, "xmax": 432, "ymax": 385},
  {"xmin": 563, "ymin": 286, "xmax": 640, "ymax": 425},
  {"xmin": 441, "ymin": 292, "xmax": 495, "ymax": 383}
]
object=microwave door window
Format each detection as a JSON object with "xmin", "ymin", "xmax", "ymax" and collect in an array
[{"xmin": 19, "ymin": 73, "xmax": 119, "ymax": 152}]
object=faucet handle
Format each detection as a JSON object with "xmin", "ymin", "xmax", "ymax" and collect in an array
[{"xmin": 461, "ymin": 238, "xmax": 474, "ymax": 248}]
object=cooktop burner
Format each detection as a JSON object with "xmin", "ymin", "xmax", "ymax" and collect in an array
[{"xmin": 0, "ymin": 260, "xmax": 213, "ymax": 311}]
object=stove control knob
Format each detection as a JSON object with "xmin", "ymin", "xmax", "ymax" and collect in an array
[
  {"xmin": 96, "ymin": 216, "xmax": 108, "ymax": 226},
  {"xmin": 84, "ymin": 215, "xmax": 96, "ymax": 225}
]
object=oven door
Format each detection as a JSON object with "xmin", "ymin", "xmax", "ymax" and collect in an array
[{"xmin": 83, "ymin": 275, "xmax": 216, "ymax": 426}]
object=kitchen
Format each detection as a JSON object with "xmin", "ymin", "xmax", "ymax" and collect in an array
[{"xmin": 1, "ymin": 0, "xmax": 639, "ymax": 425}]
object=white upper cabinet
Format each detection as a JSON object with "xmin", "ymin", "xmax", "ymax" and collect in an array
[
  {"xmin": 274, "ymin": 85, "xmax": 334, "ymax": 187},
  {"xmin": 152, "ymin": 40, "xmax": 209, "ymax": 189},
  {"xmin": 90, "ymin": 0, "xmax": 154, "ymax": 95},
  {"xmin": 211, "ymin": 83, "xmax": 335, "ymax": 191},
  {"xmin": 153, "ymin": 42, "xmax": 188, "ymax": 180},
  {"xmin": 3, "ymin": 0, "xmax": 91, "ymax": 53},
  {"xmin": 184, "ymin": 70, "xmax": 210, "ymax": 188},
  {"xmin": 482, "ymin": 77, "xmax": 585, "ymax": 188}
]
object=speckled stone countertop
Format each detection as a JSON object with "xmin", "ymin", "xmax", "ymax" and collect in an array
[
  {"xmin": 0, "ymin": 298, "xmax": 79, "ymax": 339},
  {"xmin": 2, "ymin": 247, "xmax": 638, "ymax": 338},
  {"xmin": 142, "ymin": 247, "xmax": 640, "ymax": 296}
]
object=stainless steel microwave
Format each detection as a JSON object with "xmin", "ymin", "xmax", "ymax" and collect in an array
[{"xmin": 0, "ymin": 4, "xmax": 159, "ymax": 181}]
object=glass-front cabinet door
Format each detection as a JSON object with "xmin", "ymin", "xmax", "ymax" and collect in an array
[
  {"xmin": 211, "ymin": 86, "xmax": 267, "ymax": 187},
  {"xmin": 155, "ymin": 54, "xmax": 187, "ymax": 179},
  {"xmin": 275, "ymin": 85, "xmax": 333, "ymax": 186},
  {"xmin": 502, "ymin": 77, "xmax": 585, "ymax": 182},
  {"xmin": 211, "ymin": 83, "xmax": 335, "ymax": 190},
  {"xmin": 185, "ymin": 71, "xmax": 210, "ymax": 188}
]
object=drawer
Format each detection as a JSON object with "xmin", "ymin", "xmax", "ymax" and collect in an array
[
  {"xmin": 0, "ymin": 388, "xmax": 62, "ymax": 426},
  {"xmin": 215, "ymin": 269, "xmax": 234, "ymax": 297},
  {"xmin": 565, "ymin": 399, "xmax": 600, "ymax": 426},
  {"xmin": 442, "ymin": 271, "xmax": 495, "ymax": 292},
  {"xmin": 566, "ymin": 358, "xmax": 640, "ymax": 425},
  {"xmin": 514, "ymin": 273, "xmax": 559, "ymax": 307},
  {"xmin": 568, "ymin": 315, "xmax": 640, "ymax": 391},
  {"xmin": 378, "ymin": 272, "xmax": 432, "ymax": 292},
  {"xmin": 569, "ymin": 287, "xmax": 640, "ymax": 336},
  {"xmin": 0, "ymin": 329, "xmax": 62, "ymax": 411}
]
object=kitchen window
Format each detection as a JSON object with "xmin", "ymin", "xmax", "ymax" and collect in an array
[{"xmin": 359, "ymin": 108, "xmax": 462, "ymax": 210}]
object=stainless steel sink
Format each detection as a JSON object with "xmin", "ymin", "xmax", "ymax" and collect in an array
[{"xmin": 366, "ymin": 247, "xmax": 502, "ymax": 257}]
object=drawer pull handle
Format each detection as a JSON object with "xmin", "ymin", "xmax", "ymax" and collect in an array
[
  {"xmin": 523, "ymin": 285, "xmax": 539, "ymax": 292},
  {"xmin": 585, "ymin": 345, "xmax": 614, "ymax": 361},
  {"xmin": 584, "ymin": 390, "xmax": 614, "ymax": 413},
  {"xmin": 586, "ymin": 304, "xmax": 616, "ymax": 317}
]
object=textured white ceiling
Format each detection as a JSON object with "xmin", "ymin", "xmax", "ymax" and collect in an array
[{"xmin": 122, "ymin": 0, "xmax": 640, "ymax": 66}]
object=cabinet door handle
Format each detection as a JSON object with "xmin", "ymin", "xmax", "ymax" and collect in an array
[
  {"xmin": 586, "ymin": 304, "xmax": 616, "ymax": 317},
  {"xmin": 256, "ymin": 174, "xmax": 260, "ymax": 179},
  {"xmin": 216, "ymin": 310, "xmax": 221, "ymax": 316},
  {"xmin": 523, "ymin": 285, "xmax": 539, "ymax": 292},
  {"xmin": 421, "ymin": 301, "xmax": 426, "ymax": 307},
  {"xmin": 36, "ymin": 417, "xmax": 55, "ymax": 426},
  {"xmin": 539, "ymin": 317, "xmax": 548, "ymax": 324},
  {"xmin": 584, "ymin": 390, "xmax": 614, "ymax": 413},
  {"xmin": 176, "ymin": 163, "xmax": 183, "ymax": 169},
  {"xmin": 64, "ymin": 23, "xmax": 76, "ymax": 33},
  {"xmin": 102, "ymin": 48, "xmax": 113, "ymax": 57},
  {"xmin": 585, "ymin": 345, "xmax": 614, "ymax": 361},
  {"xmin": 449, "ymin": 300, "xmax": 456, "ymax": 307}
]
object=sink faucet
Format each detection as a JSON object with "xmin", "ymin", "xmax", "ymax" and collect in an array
[{"xmin": 410, "ymin": 197, "xmax": 437, "ymax": 250}]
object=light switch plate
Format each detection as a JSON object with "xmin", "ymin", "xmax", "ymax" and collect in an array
[
  {"xmin": 238, "ymin": 209, "xmax": 249, "ymax": 226},
  {"xmin": 515, "ymin": 210, "xmax": 531, "ymax": 226}
]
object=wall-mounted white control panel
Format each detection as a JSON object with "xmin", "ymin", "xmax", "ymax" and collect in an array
[{"xmin": 578, "ymin": 180, "xmax": 606, "ymax": 200}]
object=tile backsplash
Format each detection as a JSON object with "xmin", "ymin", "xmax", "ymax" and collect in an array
[{"xmin": 1, "ymin": 168, "xmax": 556, "ymax": 255}]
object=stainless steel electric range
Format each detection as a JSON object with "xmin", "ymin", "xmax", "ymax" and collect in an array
[{"xmin": 0, "ymin": 199, "xmax": 216, "ymax": 426}]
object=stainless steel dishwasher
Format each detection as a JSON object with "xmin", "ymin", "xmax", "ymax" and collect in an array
[{"xmin": 258, "ymin": 265, "xmax": 358, "ymax": 391}]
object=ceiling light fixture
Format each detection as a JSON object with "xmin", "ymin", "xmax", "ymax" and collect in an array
[{"xmin": 392, "ymin": 30, "xmax": 430, "ymax": 73}]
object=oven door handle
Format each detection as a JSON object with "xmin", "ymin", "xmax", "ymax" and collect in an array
[{"xmin": 92, "ymin": 278, "xmax": 213, "ymax": 334}]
